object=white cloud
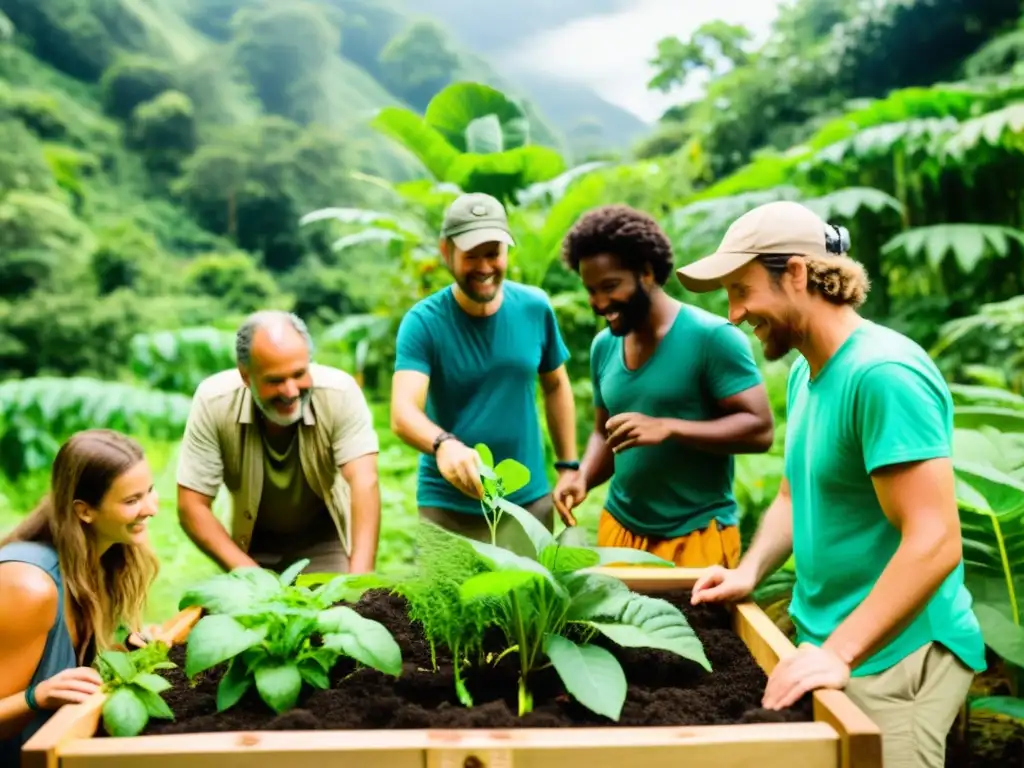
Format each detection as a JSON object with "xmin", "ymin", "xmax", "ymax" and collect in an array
[{"xmin": 498, "ymin": 0, "xmax": 786, "ymax": 122}]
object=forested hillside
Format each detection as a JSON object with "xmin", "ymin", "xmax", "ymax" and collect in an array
[{"xmin": 1, "ymin": 1, "xmax": 1024, "ymax": 761}]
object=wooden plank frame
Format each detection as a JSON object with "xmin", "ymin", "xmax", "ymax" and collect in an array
[{"xmin": 21, "ymin": 568, "xmax": 881, "ymax": 768}]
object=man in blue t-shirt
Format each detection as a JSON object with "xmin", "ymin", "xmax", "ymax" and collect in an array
[{"xmin": 391, "ymin": 192, "xmax": 577, "ymax": 545}]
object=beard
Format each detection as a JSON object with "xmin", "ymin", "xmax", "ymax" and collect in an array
[
  {"xmin": 251, "ymin": 383, "xmax": 311, "ymax": 427},
  {"xmin": 455, "ymin": 271, "xmax": 503, "ymax": 304},
  {"xmin": 756, "ymin": 310, "xmax": 803, "ymax": 361},
  {"xmin": 602, "ymin": 284, "xmax": 652, "ymax": 336}
]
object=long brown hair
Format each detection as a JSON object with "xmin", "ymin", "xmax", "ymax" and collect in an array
[{"xmin": 1, "ymin": 429, "xmax": 160, "ymax": 661}]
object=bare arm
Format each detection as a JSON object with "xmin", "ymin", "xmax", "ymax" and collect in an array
[
  {"xmin": 665, "ymin": 383, "xmax": 774, "ymax": 454},
  {"xmin": 0, "ymin": 563, "xmax": 55, "ymax": 739},
  {"xmin": 823, "ymin": 458, "xmax": 963, "ymax": 669},
  {"xmin": 177, "ymin": 487, "xmax": 257, "ymax": 572},
  {"xmin": 341, "ymin": 454, "xmax": 380, "ymax": 574},
  {"xmin": 390, "ymin": 370, "xmax": 446, "ymax": 455},
  {"xmin": 539, "ymin": 365, "xmax": 577, "ymax": 463},
  {"xmin": 735, "ymin": 476, "xmax": 794, "ymax": 585}
]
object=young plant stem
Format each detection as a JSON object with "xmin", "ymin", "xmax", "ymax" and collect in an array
[{"xmin": 510, "ymin": 591, "xmax": 533, "ymax": 715}]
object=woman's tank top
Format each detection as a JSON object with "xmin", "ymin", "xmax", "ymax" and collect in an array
[{"xmin": 0, "ymin": 541, "xmax": 77, "ymax": 765}]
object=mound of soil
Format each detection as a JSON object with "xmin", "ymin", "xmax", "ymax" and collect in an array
[{"xmin": 132, "ymin": 588, "xmax": 813, "ymax": 734}]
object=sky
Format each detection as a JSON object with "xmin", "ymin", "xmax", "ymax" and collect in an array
[{"xmin": 500, "ymin": 0, "xmax": 788, "ymax": 123}]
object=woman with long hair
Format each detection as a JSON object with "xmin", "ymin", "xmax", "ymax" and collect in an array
[{"xmin": 0, "ymin": 429, "xmax": 160, "ymax": 760}]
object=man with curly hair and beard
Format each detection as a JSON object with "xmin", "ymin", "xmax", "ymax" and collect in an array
[
  {"xmin": 555, "ymin": 204, "xmax": 774, "ymax": 568},
  {"xmin": 684, "ymin": 201, "xmax": 985, "ymax": 768}
]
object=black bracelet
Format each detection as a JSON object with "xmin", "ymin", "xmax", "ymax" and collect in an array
[
  {"xmin": 554, "ymin": 460, "xmax": 580, "ymax": 471},
  {"xmin": 432, "ymin": 431, "xmax": 456, "ymax": 454}
]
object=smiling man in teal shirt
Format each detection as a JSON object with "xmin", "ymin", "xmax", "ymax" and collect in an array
[
  {"xmin": 390, "ymin": 192, "xmax": 577, "ymax": 546},
  {"xmin": 685, "ymin": 201, "xmax": 986, "ymax": 768}
]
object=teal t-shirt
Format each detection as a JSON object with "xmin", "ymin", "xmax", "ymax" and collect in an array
[
  {"xmin": 591, "ymin": 303, "xmax": 764, "ymax": 538},
  {"xmin": 395, "ymin": 281, "xmax": 570, "ymax": 514},
  {"xmin": 785, "ymin": 319, "xmax": 987, "ymax": 677}
]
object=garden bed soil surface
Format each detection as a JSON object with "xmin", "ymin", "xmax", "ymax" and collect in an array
[{"xmin": 130, "ymin": 588, "xmax": 815, "ymax": 735}]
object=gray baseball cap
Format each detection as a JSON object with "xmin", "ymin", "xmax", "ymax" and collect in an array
[{"xmin": 440, "ymin": 192, "xmax": 516, "ymax": 251}]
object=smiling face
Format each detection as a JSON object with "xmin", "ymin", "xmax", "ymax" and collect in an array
[
  {"xmin": 443, "ymin": 238, "xmax": 508, "ymax": 304},
  {"xmin": 722, "ymin": 257, "xmax": 809, "ymax": 360},
  {"xmin": 242, "ymin": 323, "xmax": 313, "ymax": 427},
  {"xmin": 578, "ymin": 253, "xmax": 654, "ymax": 336},
  {"xmin": 75, "ymin": 458, "xmax": 158, "ymax": 549}
]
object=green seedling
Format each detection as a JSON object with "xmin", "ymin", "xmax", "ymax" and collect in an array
[
  {"xmin": 178, "ymin": 559, "xmax": 402, "ymax": 715},
  {"xmin": 93, "ymin": 641, "xmax": 177, "ymax": 737},
  {"xmin": 449, "ymin": 446, "xmax": 713, "ymax": 720}
]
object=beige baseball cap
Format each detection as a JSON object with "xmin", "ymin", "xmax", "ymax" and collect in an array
[
  {"xmin": 676, "ymin": 201, "xmax": 829, "ymax": 293},
  {"xmin": 440, "ymin": 192, "xmax": 515, "ymax": 252}
]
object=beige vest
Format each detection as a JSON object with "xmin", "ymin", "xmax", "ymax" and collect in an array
[{"xmin": 176, "ymin": 363, "xmax": 379, "ymax": 556}]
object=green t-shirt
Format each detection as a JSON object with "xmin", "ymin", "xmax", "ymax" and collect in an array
[
  {"xmin": 785, "ymin": 319, "xmax": 987, "ymax": 677},
  {"xmin": 591, "ymin": 303, "xmax": 764, "ymax": 538},
  {"xmin": 394, "ymin": 282, "xmax": 569, "ymax": 514}
]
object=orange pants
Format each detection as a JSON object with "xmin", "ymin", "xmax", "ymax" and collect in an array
[{"xmin": 596, "ymin": 509, "xmax": 741, "ymax": 568}]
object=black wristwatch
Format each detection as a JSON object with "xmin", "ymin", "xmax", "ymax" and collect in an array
[
  {"xmin": 555, "ymin": 460, "xmax": 580, "ymax": 471},
  {"xmin": 433, "ymin": 431, "xmax": 457, "ymax": 454}
]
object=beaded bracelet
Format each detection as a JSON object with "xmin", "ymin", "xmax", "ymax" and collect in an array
[{"xmin": 25, "ymin": 684, "xmax": 40, "ymax": 712}]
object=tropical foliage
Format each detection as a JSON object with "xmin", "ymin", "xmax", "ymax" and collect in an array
[{"xmin": 1, "ymin": 0, "xmax": 1023, "ymax": 757}]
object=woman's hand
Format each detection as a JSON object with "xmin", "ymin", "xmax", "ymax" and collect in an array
[{"xmin": 33, "ymin": 667, "xmax": 103, "ymax": 710}]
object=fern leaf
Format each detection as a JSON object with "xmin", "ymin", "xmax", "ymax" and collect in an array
[{"xmin": 881, "ymin": 224, "xmax": 1024, "ymax": 272}]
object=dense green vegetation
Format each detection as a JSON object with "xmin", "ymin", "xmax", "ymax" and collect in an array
[{"xmin": 0, "ymin": 0, "xmax": 1022, "ymax": 758}]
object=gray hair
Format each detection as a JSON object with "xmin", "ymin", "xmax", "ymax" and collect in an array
[{"xmin": 236, "ymin": 310, "xmax": 314, "ymax": 369}]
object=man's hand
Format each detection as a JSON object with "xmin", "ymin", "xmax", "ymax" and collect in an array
[
  {"xmin": 436, "ymin": 440, "xmax": 484, "ymax": 499},
  {"xmin": 690, "ymin": 565, "xmax": 756, "ymax": 605},
  {"xmin": 605, "ymin": 413, "xmax": 671, "ymax": 453},
  {"xmin": 762, "ymin": 643, "xmax": 850, "ymax": 710},
  {"xmin": 553, "ymin": 470, "xmax": 587, "ymax": 526}
]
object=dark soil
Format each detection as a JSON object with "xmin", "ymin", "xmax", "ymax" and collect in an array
[{"xmin": 127, "ymin": 588, "xmax": 815, "ymax": 734}]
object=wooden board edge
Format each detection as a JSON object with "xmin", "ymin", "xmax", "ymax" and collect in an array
[
  {"xmin": 813, "ymin": 691, "xmax": 883, "ymax": 768},
  {"xmin": 732, "ymin": 601, "xmax": 797, "ymax": 675},
  {"xmin": 20, "ymin": 693, "xmax": 105, "ymax": 768},
  {"xmin": 583, "ymin": 566, "xmax": 702, "ymax": 590},
  {"xmin": 56, "ymin": 722, "xmax": 841, "ymax": 757}
]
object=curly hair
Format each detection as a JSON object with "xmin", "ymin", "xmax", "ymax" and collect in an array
[
  {"xmin": 561, "ymin": 204, "xmax": 675, "ymax": 285},
  {"xmin": 761, "ymin": 254, "xmax": 871, "ymax": 308}
]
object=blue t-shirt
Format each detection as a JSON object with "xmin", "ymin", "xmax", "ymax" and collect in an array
[
  {"xmin": 394, "ymin": 282, "xmax": 570, "ymax": 514},
  {"xmin": 785, "ymin": 319, "xmax": 987, "ymax": 677}
]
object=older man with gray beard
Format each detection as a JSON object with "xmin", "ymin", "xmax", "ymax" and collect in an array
[{"xmin": 176, "ymin": 310, "xmax": 381, "ymax": 575}]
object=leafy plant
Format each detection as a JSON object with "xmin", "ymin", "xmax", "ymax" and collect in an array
[
  {"xmin": 178, "ymin": 559, "xmax": 401, "ymax": 715},
  {"xmin": 418, "ymin": 445, "xmax": 712, "ymax": 720},
  {"xmin": 93, "ymin": 641, "xmax": 177, "ymax": 738}
]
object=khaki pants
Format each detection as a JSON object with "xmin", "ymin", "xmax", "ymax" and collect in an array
[
  {"xmin": 843, "ymin": 642, "xmax": 974, "ymax": 768},
  {"xmin": 419, "ymin": 494, "xmax": 554, "ymax": 552}
]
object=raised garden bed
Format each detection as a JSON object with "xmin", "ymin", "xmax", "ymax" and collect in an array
[{"xmin": 22, "ymin": 565, "xmax": 881, "ymax": 768}]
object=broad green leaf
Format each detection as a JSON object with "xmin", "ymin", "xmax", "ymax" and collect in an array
[
  {"xmin": 588, "ymin": 592, "xmax": 712, "ymax": 672},
  {"xmin": 370, "ymin": 107, "xmax": 460, "ymax": 180},
  {"xmin": 460, "ymin": 570, "xmax": 540, "ymax": 600},
  {"xmin": 495, "ymin": 459, "xmax": 530, "ymax": 494},
  {"xmin": 954, "ymin": 406, "xmax": 1024, "ymax": 434},
  {"xmin": 563, "ymin": 573, "xmax": 633, "ymax": 622},
  {"xmin": 216, "ymin": 656, "xmax": 252, "ymax": 712},
  {"xmin": 949, "ymin": 385, "xmax": 1024, "ymax": 410},
  {"xmin": 102, "ymin": 687, "xmax": 149, "ymax": 737},
  {"xmin": 318, "ymin": 606, "xmax": 403, "ymax": 676},
  {"xmin": 474, "ymin": 443, "xmax": 494, "ymax": 468},
  {"xmin": 99, "ymin": 651, "xmax": 135, "ymax": 682},
  {"xmin": 973, "ymin": 603, "xmax": 1024, "ymax": 667},
  {"xmin": 279, "ymin": 559, "xmax": 310, "ymax": 587},
  {"xmin": 544, "ymin": 633, "xmax": 626, "ymax": 721},
  {"xmin": 466, "ymin": 538, "xmax": 564, "ymax": 592},
  {"xmin": 132, "ymin": 686, "xmax": 174, "ymax": 720},
  {"xmin": 132, "ymin": 673, "xmax": 171, "ymax": 694},
  {"xmin": 556, "ymin": 525, "xmax": 590, "ymax": 548},
  {"xmin": 185, "ymin": 615, "xmax": 266, "ymax": 677},
  {"xmin": 970, "ymin": 695, "xmax": 1024, "ymax": 721},
  {"xmin": 178, "ymin": 568, "xmax": 279, "ymax": 614},
  {"xmin": 881, "ymin": 224, "xmax": 1024, "ymax": 273},
  {"xmin": 254, "ymin": 661, "xmax": 302, "ymax": 714},
  {"xmin": 298, "ymin": 658, "xmax": 330, "ymax": 690},
  {"xmin": 495, "ymin": 497, "xmax": 554, "ymax": 554},
  {"xmin": 945, "ymin": 103, "xmax": 1024, "ymax": 158},
  {"xmin": 539, "ymin": 545, "xmax": 600, "ymax": 573},
  {"xmin": 423, "ymin": 82, "xmax": 530, "ymax": 153},
  {"xmin": 955, "ymin": 461, "xmax": 1024, "ymax": 516},
  {"xmin": 802, "ymin": 186, "xmax": 904, "ymax": 220},
  {"xmin": 312, "ymin": 573, "xmax": 383, "ymax": 605}
]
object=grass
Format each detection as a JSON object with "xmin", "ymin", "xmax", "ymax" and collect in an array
[{"xmin": 0, "ymin": 400, "xmax": 606, "ymax": 623}]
